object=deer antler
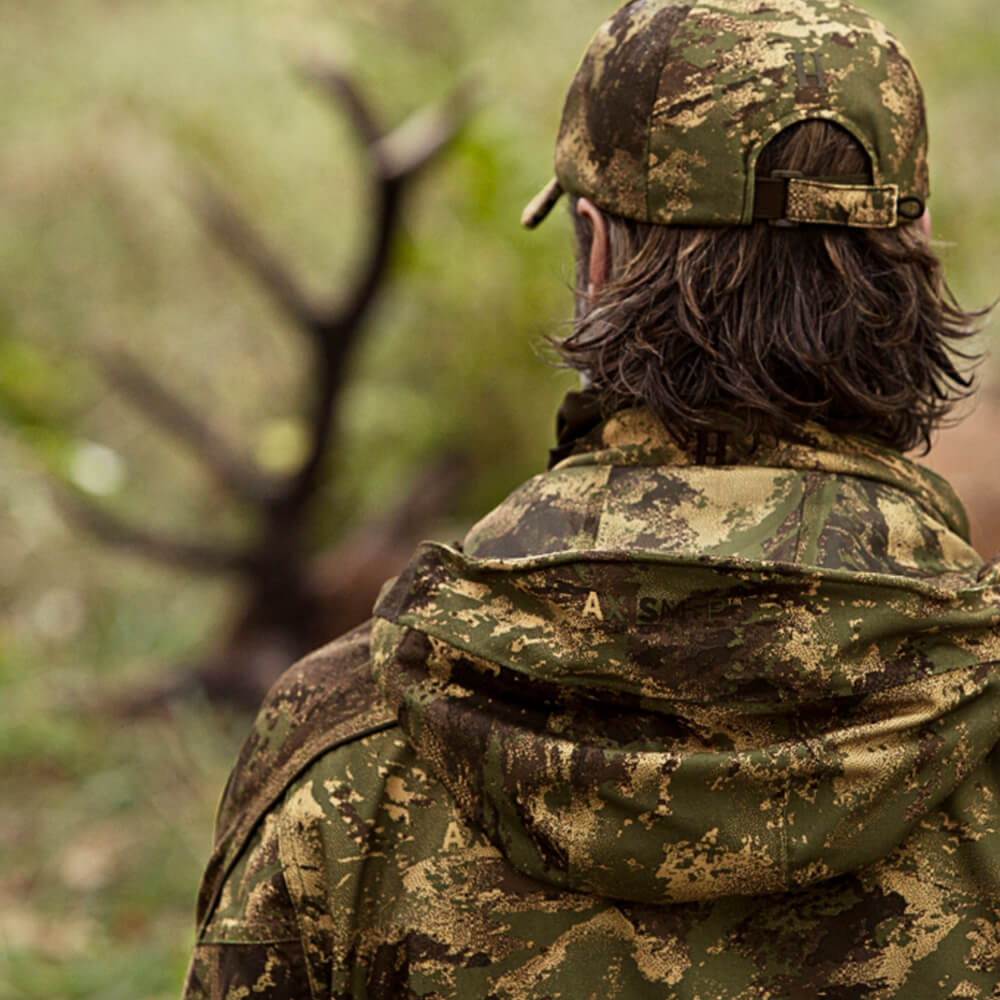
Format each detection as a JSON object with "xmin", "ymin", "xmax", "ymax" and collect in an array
[
  {"xmin": 61, "ymin": 62, "xmax": 470, "ymax": 708},
  {"xmin": 67, "ymin": 61, "xmax": 465, "ymax": 545},
  {"xmin": 185, "ymin": 65, "xmax": 467, "ymax": 511}
]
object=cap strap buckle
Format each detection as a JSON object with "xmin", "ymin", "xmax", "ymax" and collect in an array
[{"xmin": 764, "ymin": 170, "xmax": 805, "ymax": 228}]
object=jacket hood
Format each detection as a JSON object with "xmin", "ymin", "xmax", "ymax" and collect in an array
[{"xmin": 372, "ymin": 407, "xmax": 1000, "ymax": 905}]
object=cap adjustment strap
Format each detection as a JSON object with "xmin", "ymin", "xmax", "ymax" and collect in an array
[
  {"xmin": 787, "ymin": 178, "xmax": 900, "ymax": 227},
  {"xmin": 755, "ymin": 172, "xmax": 904, "ymax": 228}
]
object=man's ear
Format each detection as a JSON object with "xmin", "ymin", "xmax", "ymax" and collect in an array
[
  {"xmin": 576, "ymin": 197, "xmax": 609, "ymax": 294},
  {"xmin": 917, "ymin": 207, "xmax": 932, "ymax": 239}
]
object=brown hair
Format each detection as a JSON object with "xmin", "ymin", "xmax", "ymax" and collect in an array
[{"xmin": 558, "ymin": 120, "xmax": 985, "ymax": 454}]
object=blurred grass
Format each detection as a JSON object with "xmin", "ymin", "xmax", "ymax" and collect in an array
[{"xmin": 0, "ymin": 0, "xmax": 997, "ymax": 996}]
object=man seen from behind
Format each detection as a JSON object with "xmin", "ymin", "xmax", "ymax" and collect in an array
[{"xmin": 183, "ymin": 0, "xmax": 999, "ymax": 996}]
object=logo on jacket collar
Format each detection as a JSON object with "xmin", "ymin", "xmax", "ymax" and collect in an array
[{"xmin": 582, "ymin": 591, "xmax": 730, "ymax": 624}]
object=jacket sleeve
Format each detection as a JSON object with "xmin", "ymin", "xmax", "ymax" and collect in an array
[
  {"xmin": 181, "ymin": 810, "xmax": 314, "ymax": 1000},
  {"xmin": 181, "ymin": 622, "xmax": 396, "ymax": 999}
]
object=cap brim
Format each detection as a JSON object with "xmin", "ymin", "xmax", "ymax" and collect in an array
[{"xmin": 521, "ymin": 177, "xmax": 564, "ymax": 229}]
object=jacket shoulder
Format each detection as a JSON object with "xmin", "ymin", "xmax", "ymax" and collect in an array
[{"xmin": 195, "ymin": 621, "xmax": 396, "ymax": 930}]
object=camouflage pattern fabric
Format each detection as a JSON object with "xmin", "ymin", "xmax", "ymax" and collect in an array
[
  {"xmin": 524, "ymin": 0, "xmax": 929, "ymax": 228},
  {"xmin": 183, "ymin": 402, "xmax": 1000, "ymax": 998}
]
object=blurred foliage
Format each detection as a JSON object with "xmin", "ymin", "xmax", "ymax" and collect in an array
[{"xmin": 0, "ymin": 0, "xmax": 996, "ymax": 996}]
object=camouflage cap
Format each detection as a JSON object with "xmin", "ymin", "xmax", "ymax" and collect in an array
[{"xmin": 522, "ymin": 0, "xmax": 930, "ymax": 230}]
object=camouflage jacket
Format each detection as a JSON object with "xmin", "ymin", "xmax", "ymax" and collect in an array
[{"xmin": 183, "ymin": 400, "xmax": 1000, "ymax": 999}]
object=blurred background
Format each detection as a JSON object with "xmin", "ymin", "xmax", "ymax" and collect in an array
[{"xmin": 0, "ymin": 1, "xmax": 997, "ymax": 996}]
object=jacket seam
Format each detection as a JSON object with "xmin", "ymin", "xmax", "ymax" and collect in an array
[
  {"xmin": 277, "ymin": 791, "xmax": 322, "ymax": 1000},
  {"xmin": 195, "ymin": 934, "xmax": 304, "ymax": 946}
]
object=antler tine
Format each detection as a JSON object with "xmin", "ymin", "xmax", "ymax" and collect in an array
[
  {"xmin": 375, "ymin": 87, "xmax": 470, "ymax": 181},
  {"xmin": 183, "ymin": 169, "xmax": 322, "ymax": 334},
  {"xmin": 54, "ymin": 484, "xmax": 254, "ymax": 575},
  {"xmin": 300, "ymin": 58, "xmax": 470, "ymax": 180},
  {"xmin": 321, "ymin": 77, "xmax": 469, "ymax": 330},
  {"xmin": 175, "ymin": 65, "xmax": 468, "ymax": 521},
  {"xmin": 299, "ymin": 58, "xmax": 385, "ymax": 156},
  {"xmin": 273, "ymin": 72, "xmax": 468, "ymax": 510},
  {"xmin": 98, "ymin": 346, "xmax": 280, "ymax": 507}
]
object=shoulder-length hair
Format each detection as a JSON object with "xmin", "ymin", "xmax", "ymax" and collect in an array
[{"xmin": 558, "ymin": 120, "xmax": 986, "ymax": 454}]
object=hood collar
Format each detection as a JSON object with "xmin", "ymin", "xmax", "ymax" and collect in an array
[{"xmin": 549, "ymin": 392, "xmax": 970, "ymax": 542}]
